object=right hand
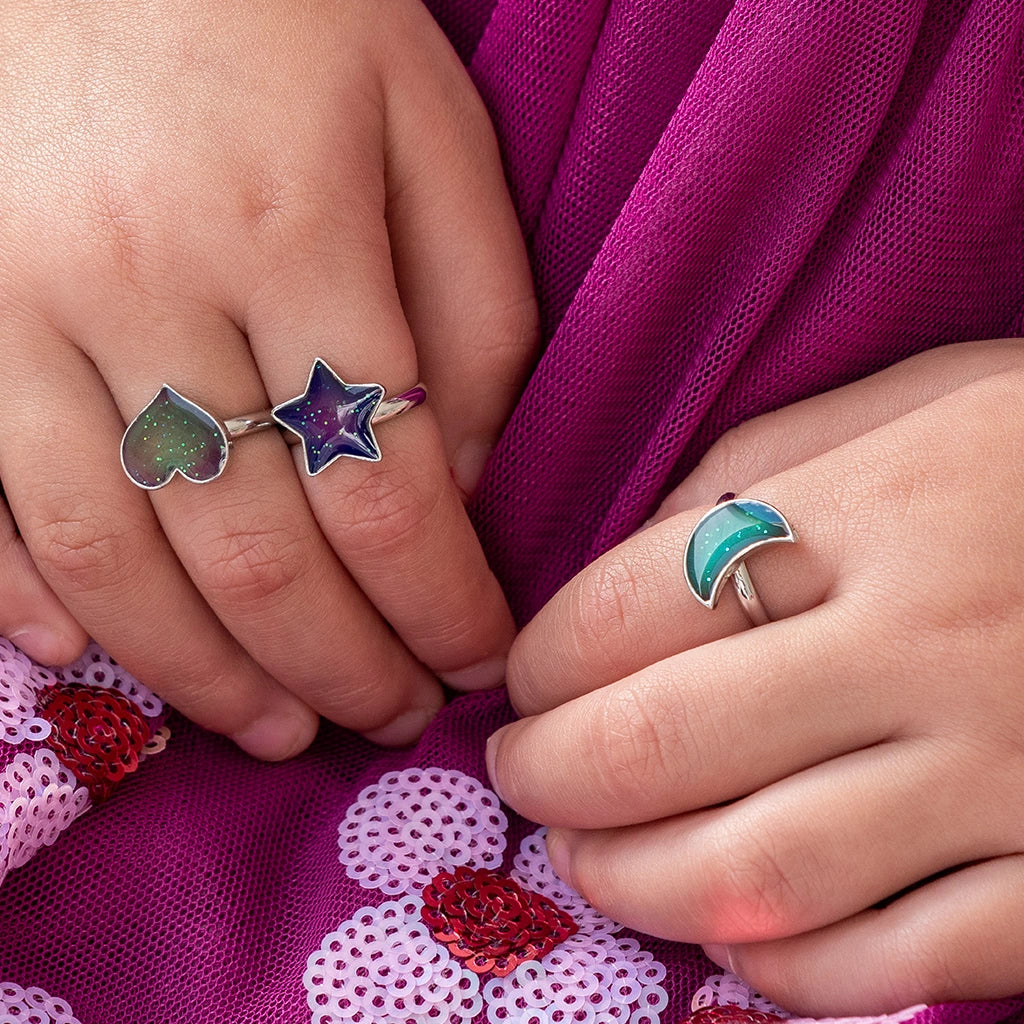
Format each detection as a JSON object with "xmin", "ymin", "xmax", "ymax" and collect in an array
[{"xmin": 0, "ymin": 0, "xmax": 537, "ymax": 758}]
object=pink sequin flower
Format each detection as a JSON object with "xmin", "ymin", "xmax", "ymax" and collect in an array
[
  {"xmin": 687, "ymin": 972, "xmax": 927, "ymax": 1024},
  {"xmin": 0, "ymin": 639, "xmax": 168, "ymax": 887},
  {"xmin": 0, "ymin": 981, "xmax": 83, "ymax": 1024},
  {"xmin": 306, "ymin": 768, "xmax": 669, "ymax": 1024}
]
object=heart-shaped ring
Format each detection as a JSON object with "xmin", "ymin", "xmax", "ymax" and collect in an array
[{"xmin": 120, "ymin": 386, "xmax": 276, "ymax": 490}]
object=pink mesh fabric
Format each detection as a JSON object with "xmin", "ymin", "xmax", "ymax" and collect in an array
[
  {"xmin": 465, "ymin": 0, "xmax": 1024, "ymax": 621},
  {"xmin": 0, "ymin": 2, "xmax": 1023, "ymax": 1022}
]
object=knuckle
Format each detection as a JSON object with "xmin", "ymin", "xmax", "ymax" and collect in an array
[
  {"xmin": 581, "ymin": 685, "xmax": 675, "ymax": 817},
  {"xmin": 708, "ymin": 829, "xmax": 807, "ymax": 940},
  {"xmin": 199, "ymin": 520, "xmax": 311, "ymax": 606},
  {"xmin": 240, "ymin": 168, "xmax": 334, "ymax": 246},
  {"xmin": 29, "ymin": 507, "xmax": 140, "ymax": 591},
  {"xmin": 327, "ymin": 462, "xmax": 441, "ymax": 558},
  {"xmin": 78, "ymin": 174, "xmax": 166, "ymax": 290},
  {"xmin": 660, "ymin": 424, "xmax": 757, "ymax": 518},
  {"xmin": 568, "ymin": 550, "xmax": 652, "ymax": 669},
  {"xmin": 887, "ymin": 930, "xmax": 971, "ymax": 1003},
  {"xmin": 459, "ymin": 291, "xmax": 540, "ymax": 395},
  {"xmin": 697, "ymin": 424, "xmax": 756, "ymax": 490}
]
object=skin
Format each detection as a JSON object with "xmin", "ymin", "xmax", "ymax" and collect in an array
[
  {"xmin": 490, "ymin": 338, "xmax": 1024, "ymax": 1013},
  {"xmin": 0, "ymin": 0, "xmax": 537, "ymax": 758}
]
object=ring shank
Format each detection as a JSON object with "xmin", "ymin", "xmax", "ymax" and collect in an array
[{"xmin": 731, "ymin": 561, "xmax": 770, "ymax": 627}]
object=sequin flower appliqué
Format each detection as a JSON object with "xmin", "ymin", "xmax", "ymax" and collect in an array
[
  {"xmin": 0, "ymin": 639, "xmax": 168, "ymax": 887},
  {"xmin": 305, "ymin": 768, "xmax": 669, "ymax": 1024}
]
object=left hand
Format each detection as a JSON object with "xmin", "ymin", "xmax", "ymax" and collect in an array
[{"xmin": 487, "ymin": 338, "xmax": 1024, "ymax": 1015}]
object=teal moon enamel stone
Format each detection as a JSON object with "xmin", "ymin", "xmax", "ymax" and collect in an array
[{"xmin": 684, "ymin": 498, "xmax": 796, "ymax": 608}]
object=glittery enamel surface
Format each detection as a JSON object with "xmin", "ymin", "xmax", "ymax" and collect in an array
[
  {"xmin": 272, "ymin": 359, "xmax": 385, "ymax": 474},
  {"xmin": 121, "ymin": 386, "xmax": 228, "ymax": 489},
  {"xmin": 684, "ymin": 499, "xmax": 794, "ymax": 607}
]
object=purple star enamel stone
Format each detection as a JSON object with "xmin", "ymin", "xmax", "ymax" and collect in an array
[{"xmin": 272, "ymin": 359, "xmax": 387, "ymax": 475}]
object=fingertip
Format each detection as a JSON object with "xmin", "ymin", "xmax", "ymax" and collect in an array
[
  {"xmin": 9, "ymin": 623, "xmax": 89, "ymax": 667},
  {"xmin": 545, "ymin": 827, "xmax": 572, "ymax": 884},
  {"xmin": 233, "ymin": 707, "xmax": 320, "ymax": 761},
  {"xmin": 440, "ymin": 655, "xmax": 506, "ymax": 692},
  {"xmin": 362, "ymin": 703, "xmax": 439, "ymax": 748},
  {"xmin": 484, "ymin": 725, "xmax": 509, "ymax": 805},
  {"xmin": 701, "ymin": 944, "xmax": 735, "ymax": 972}
]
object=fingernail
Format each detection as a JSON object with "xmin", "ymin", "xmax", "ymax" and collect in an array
[
  {"xmin": 9, "ymin": 626, "xmax": 67, "ymax": 666},
  {"xmin": 452, "ymin": 439, "xmax": 494, "ymax": 500},
  {"xmin": 485, "ymin": 728, "xmax": 507, "ymax": 803},
  {"xmin": 441, "ymin": 656, "xmax": 506, "ymax": 692},
  {"xmin": 625, "ymin": 518, "xmax": 655, "ymax": 541},
  {"xmin": 545, "ymin": 828, "xmax": 571, "ymax": 882},
  {"xmin": 234, "ymin": 712, "xmax": 316, "ymax": 761},
  {"xmin": 701, "ymin": 944, "xmax": 734, "ymax": 972},
  {"xmin": 363, "ymin": 705, "xmax": 437, "ymax": 748}
]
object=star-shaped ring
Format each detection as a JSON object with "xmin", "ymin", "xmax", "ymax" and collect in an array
[{"xmin": 272, "ymin": 358, "xmax": 427, "ymax": 476}]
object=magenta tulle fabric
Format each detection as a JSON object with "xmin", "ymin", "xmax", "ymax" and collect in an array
[{"xmin": 1, "ymin": 1, "xmax": 1023, "ymax": 1021}]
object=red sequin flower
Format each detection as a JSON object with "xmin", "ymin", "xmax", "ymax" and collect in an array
[
  {"xmin": 421, "ymin": 865, "xmax": 578, "ymax": 976},
  {"xmin": 39, "ymin": 684, "xmax": 151, "ymax": 802},
  {"xmin": 683, "ymin": 1008, "xmax": 787, "ymax": 1024}
]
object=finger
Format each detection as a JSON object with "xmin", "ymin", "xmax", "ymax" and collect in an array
[
  {"xmin": 0, "ymin": 494, "xmax": 88, "ymax": 665},
  {"xmin": 543, "ymin": 737, "xmax": 1007, "ymax": 946},
  {"xmin": 663, "ymin": 337, "xmax": 1024, "ymax": 516},
  {"xmin": 491, "ymin": 597, "xmax": 911, "ymax": 829},
  {"xmin": 243, "ymin": 101, "xmax": 515, "ymax": 691},
  {"xmin": 717, "ymin": 855, "xmax": 1024, "ymax": 1015},
  {"xmin": 507, "ymin": 492, "xmax": 837, "ymax": 715},
  {"xmin": 0, "ymin": 332, "xmax": 318, "ymax": 759},
  {"xmin": 89, "ymin": 302, "xmax": 444, "ymax": 745},
  {"xmin": 382, "ymin": 0, "xmax": 538, "ymax": 497}
]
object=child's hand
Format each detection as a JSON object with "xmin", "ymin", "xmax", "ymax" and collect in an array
[
  {"xmin": 489, "ymin": 338, "xmax": 1024, "ymax": 1013},
  {"xmin": 0, "ymin": 0, "xmax": 536, "ymax": 758}
]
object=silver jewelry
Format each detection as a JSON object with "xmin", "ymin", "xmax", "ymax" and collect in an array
[{"xmin": 683, "ymin": 493, "xmax": 796, "ymax": 626}]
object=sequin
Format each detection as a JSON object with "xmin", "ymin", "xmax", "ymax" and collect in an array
[
  {"xmin": 45, "ymin": 643, "xmax": 163, "ymax": 718},
  {"xmin": 689, "ymin": 972, "xmax": 787, "ymax": 1016},
  {"xmin": 0, "ymin": 638, "xmax": 51, "ymax": 745},
  {"xmin": 0, "ymin": 749, "xmax": 89, "ymax": 885},
  {"xmin": 483, "ymin": 933, "xmax": 669, "ymax": 1024},
  {"xmin": 421, "ymin": 866, "xmax": 578, "ymax": 976},
  {"xmin": 513, "ymin": 827, "xmax": 623, "ymax": 938},
  {"xmin": 39, "ymin": 684, "xmax": 151, "ymax": 802},
  {"xmin": 304, "ymin": 899, "xmax": 483, "ymax": 1024},
  {"xmin": 683, "ymin": 1008, "xmax": 787, "ymax": 1024},
  {"xmin": 0, "ymin": 982, "xmax": 83, "ymax": 1024},
  {"xmin": 338, "ymin": 768, "xmax": 507, "ymax": 895},
  {"xmin": 315, "ymin": 771, "xmax": 671, "ymax": 1024},
  {"xmin": 140, "ymin": 724, "xmax": 172, "ymax": 760}
]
